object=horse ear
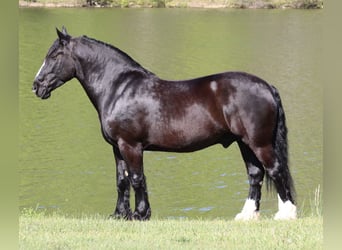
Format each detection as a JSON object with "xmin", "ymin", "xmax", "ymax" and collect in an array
[
  {"xmin": 61, "ymin": 26, "xmax": 69, "ymax": 36},
  {"xmin": 56, "ymin": 26, "xmax": 71, "ymax": 45}
]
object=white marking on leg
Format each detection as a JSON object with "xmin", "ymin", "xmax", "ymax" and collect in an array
[
  {"xmin": 124, "ymin": 170, "xmax": 128, "ymax": 177},
  {"xmin": 35, "ymin": 60, "xmax": 46, "ymax": 79},
  {"xmin": 210, "ymin": 81, "xmax": 218, "ymax": 92},
  {"xmin": 235, "ymin": 198, "xmax": 259, "ymax": 221},
  {"xmin": 274, "ymin": 194, "xmax": 297, "ymax": 220}
]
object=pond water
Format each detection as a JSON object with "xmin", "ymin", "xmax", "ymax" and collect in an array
[{"xmin": 19, "ymin": 8, "xmax": 322, "ymax": 219}]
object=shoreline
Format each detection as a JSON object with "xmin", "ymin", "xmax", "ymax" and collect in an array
[{"xmin": 19, "ymin": 1, "xmax": 323, "ymax": 9}]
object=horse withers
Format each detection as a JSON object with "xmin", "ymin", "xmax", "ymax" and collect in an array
[{"xmin": 32, "ymin": 27, "xmax": 297, "ymax": 220}]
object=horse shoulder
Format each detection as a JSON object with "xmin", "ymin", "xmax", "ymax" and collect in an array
[{"xmin": 101, "ymin": 81, "xmax": 161, "ymax": 145}]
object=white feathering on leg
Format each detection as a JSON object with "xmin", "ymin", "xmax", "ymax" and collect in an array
[
  {"xmin": 274, "ymin": 194, "xmax": 297, "ymax": 220},
  {"xmin": 235, "ymin": 199, "xmax": 259, "ymax": 221}
]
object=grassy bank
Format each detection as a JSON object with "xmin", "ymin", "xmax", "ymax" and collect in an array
[
  {"xmin": 19, "ymin": 0, "xmax": 323, "ymax": 9},
  {"xmin": 20, "ymin": 211, "xmax": 323, "ymax": 249}
]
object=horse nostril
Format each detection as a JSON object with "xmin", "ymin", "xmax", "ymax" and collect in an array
[{"xmin": 32, "ymin": 82, "xmax": 38, "ymax": 93}]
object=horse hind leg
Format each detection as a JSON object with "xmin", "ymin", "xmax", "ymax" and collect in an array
[
  {"xmin": 269, "ymin": 160, "xmax": 297, "ymax": 220},
  {"xmin": 253, "ymin": 144, "xmax": 297, "ymax": 220},
  {"xmin": 235, "ymin": 141, "xmax": 265, "ymax": 221}
]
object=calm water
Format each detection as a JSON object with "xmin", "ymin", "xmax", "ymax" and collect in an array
[{"xmin": 19, "ymin": 8, "xmax": 322, "ymax": 219}]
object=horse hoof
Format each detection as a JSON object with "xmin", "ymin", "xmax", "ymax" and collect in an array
[
  {"xmin": 234, "ymin": 211, "xmax": 260, "ymax": 221},
  {"xmin": 132, "ymin": 208, "xmax": 151, "ymax": 221},
  {"xmin": 109, "ymin": 211, "xmax": 132, "ymax": 220},
  {"xmin": 274, "ymin": 209, "xmax": 297, "ymax": 220},
  {"xmin": 274, "ymin": 211, "xmax": 297, "ymax": 220}
]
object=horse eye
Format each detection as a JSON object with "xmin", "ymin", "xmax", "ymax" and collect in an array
[{"xmin": 51, "ymin": 52, "xmax": 63, "ymax": 60}]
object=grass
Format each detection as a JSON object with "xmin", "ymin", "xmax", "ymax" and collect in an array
[{"xmin": 20, "ymin": 210, "xmax": 323, "ymax": 249}]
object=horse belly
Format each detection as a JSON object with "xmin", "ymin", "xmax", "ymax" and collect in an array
[{"xmin": 146, "ymin": 104, "xmax": 227, "ymax": 152}]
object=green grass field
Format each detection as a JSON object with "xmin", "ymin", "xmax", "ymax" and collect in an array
[{"xmin": 20, "ymin": 210, "xmax": 322, "ymax": 249}]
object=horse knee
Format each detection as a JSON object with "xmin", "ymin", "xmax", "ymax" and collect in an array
[
  {"xmin": 130, "ymin": 173, "xmax": 146, "ymax": 189},
  {"xmin": 117, "ymin": 175, "xmax": 130, "ymax": 192}
]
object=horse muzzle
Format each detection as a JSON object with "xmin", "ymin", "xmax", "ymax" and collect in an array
[{"xmin": 32, "ymin": 80, "xmax": 51, "ymax": 99}]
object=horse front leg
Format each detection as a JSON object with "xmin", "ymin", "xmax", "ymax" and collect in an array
[
  {"xmin": 118, "ymin": 139, "xmax": 151, "ymax": 221},
  {"xmin": 110, "ymin": 146, "xmax": 132, "ymax": 219}
]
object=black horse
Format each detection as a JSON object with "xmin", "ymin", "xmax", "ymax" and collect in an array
[{"xmin": 33, "ymin": 27, "xmax": 296, "ymax": 220}]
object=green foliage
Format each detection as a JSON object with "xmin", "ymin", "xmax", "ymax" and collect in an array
[
  {"xmin": 120, "ymin": 0, "xmax": 129, "ymax": 7},
  {"xmin": 85, "ymin": 0, "xmax": 114, "ymax": 6},
  {"xmin": 297, "ymin": 0, "xmax": 323, "ymax": 8},
  {"xmin": 225, "ymin": 0, "xmax": 323, "ymax": 8},
  {"xmin": 151, "ymin": 0, "xmax": 166, "ymax": 7},
  {"xmin": 21, "ymin": 0, "xmax": 323, "ymax": 8}
]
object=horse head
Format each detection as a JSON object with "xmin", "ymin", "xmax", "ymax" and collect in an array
[{"xmin": 32, "ymin": 26, "xmax": 76, "ymax": 99}]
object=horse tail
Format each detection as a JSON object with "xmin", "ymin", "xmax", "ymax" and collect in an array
[{"xmin": 266, "ymin": 85, "xmax": 296, "ymax": 201}]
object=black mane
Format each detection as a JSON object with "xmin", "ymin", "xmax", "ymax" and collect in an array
[{"xmin": 80, "ymin": 35, "xmax": 154, "ymax": 76}]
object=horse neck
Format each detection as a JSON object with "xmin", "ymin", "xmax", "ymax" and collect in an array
[{"xmin": 72, "ymin": 37, "xmax": 153, "ymax": 113}]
